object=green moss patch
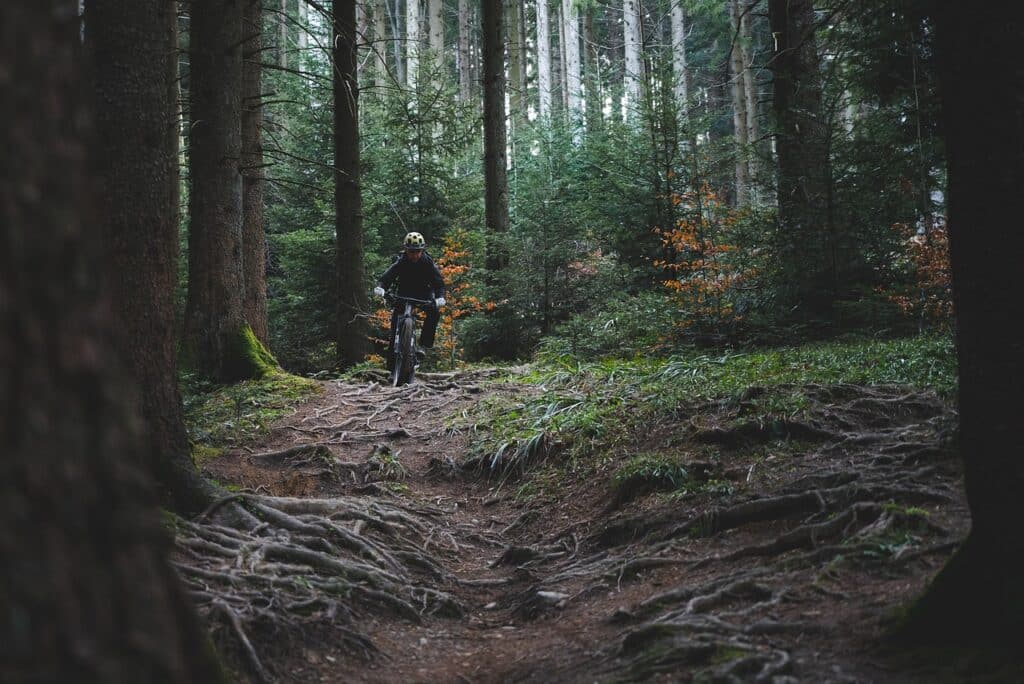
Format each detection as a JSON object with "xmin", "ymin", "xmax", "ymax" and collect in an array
[{"xmin": 183, "ymin": 370, "xmax": 320, "ymax": 448}]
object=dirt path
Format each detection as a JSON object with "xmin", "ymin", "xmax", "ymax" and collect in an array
[{"xmin": 199, "ymin": 372, "xmax": 970, "ymax": 684}]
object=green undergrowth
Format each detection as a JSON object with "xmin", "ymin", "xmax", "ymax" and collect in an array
[
  {"xmin": 183, "ymin": 370, "xmax": 321, "ymax": 450},
  {"xmin": 458, "ymin": 334, "xmax": 955, "ymax": 479}
]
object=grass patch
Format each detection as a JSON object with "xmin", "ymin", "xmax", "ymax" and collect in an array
[
  {"xmin": 613, "ymin": 452, "xmax": 691, "ymax": 489},
  {"xmin": 459, "ymin": 333, "xmax": 955, "ymax": 481},
  {"xmin": 183, "ymin": 370, "xmax": 321, "ymax": 447}
]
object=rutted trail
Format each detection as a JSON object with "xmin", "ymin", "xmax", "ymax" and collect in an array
[{"xmin": 193, "ymin": 371, "xmax": 968, "ymax": 683}]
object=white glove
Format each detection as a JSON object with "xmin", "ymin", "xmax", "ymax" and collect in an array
[
  {"xmin": 435, "ymin": 297, "xmax": 446, "ymax": 308},
  {"xmin": 373, "ymin": 286, "xmax": 385, "ymax": 298}
]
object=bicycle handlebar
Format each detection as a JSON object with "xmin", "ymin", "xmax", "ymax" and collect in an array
[{"xmin": 384, "ymin": 293, "xmax": 436, "ymax": 308}]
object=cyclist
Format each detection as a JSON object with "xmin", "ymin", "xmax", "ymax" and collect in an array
[{"xmin": 373, "ymin": 232, "xmax": 447, "ymax": 368}]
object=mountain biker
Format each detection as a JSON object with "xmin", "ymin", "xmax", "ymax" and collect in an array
[{"xmin": 373, "ymin": 232, "xmax": 447, "ymax": 368}]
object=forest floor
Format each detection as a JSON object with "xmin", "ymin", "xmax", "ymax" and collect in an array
[{"xmin": 190, "ymin": 367, "xmax": 998, "ymax": 684}]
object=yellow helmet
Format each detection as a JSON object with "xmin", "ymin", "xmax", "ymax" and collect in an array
[{"xmin": 403, "ymin": 232, "xmax": 426, "ymax": 251}]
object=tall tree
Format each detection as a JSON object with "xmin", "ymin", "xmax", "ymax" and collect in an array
[
  {"xmin": 335, "ymin": 0, "xmax": 370, "ymax": 366},
  {"xmin": 740, "ymin": 1, "xmax": 760, "ymax": 193},
  {"xmin": 536, "ymin": 0, "xmax": 553, "ymax": 118},
  {"xmin": 729, "ymin": 0, "xmax": 750, "ymax": 204},
  {"xmin": 482, "ymin": 0, "xmax": 509, "ymax": 269},
  {"xmin": 185, "ymin": 0, "xmax": 275, "ymax": 380},
  {"xmin": 243, "ymin": 0, "xmax": 269, "ymax": 344},
  {"xmin": 768, "ymin": 0, "xmax": 832, "ymax": 315},
  {"xmin": 458, "ymin": 0, "xmax": 473, "ymax": 101},
  {"xmin": 92, "ymin": 0, "xmax": 220, "ymax": 513},
  {"xmin": 373, "ymin": 0, "xmax": 390, "ymax": 90},
  {"xmin": 623, "ymin": 0, "xmax": 643, "ymax": 119},
  {"xmin": 407, "ymin": 0, "xmax": 421, "ymax": 87},
  {"xmin": 561, "ymin": 0, "xmax": 582, "ymax": 121},
  {"xmin": 898, "ymin": 3, "xmax": 1024, "ymax": 645},
  {"xmin": 0, "ymin": 2, "xmax": 225, "ymax": 680},
  {"xmin": 428, "ymin": 0, "xmax": 444, "ymax": 57},
  {"xmin": 670, "ymin": 0, "xmax": 695, "ymax": 151},
  {"xmin": 507, "ymin": 0, "xmax": 526, "ymax": 129}
]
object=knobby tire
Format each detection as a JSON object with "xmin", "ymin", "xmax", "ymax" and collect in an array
[{"xmin": 396, "ymin": 317, "xmax": 416, "ymax": 386}]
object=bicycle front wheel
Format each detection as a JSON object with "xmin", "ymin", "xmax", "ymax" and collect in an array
[{"xmin": 396, "ymin": 317, "xmax": 416, "ymax": 386}]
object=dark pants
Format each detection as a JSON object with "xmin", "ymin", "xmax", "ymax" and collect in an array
[{"xmin": 387, "ymin": 304, "xmax": 440, "ymax": 367}]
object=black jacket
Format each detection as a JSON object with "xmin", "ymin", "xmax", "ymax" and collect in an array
[{"xmin": 377, "ymin": 251, "xmax": 446, "ymax": 300}]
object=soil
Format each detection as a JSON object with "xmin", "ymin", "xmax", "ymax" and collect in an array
[{"xmin": 198, "ymin": 370, "xmax": 977, "ymax": 684}]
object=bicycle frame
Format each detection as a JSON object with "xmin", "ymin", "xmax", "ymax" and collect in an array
[{"xmin": 385, "ymin": 294, "xmax": 435, "ymax": 386}]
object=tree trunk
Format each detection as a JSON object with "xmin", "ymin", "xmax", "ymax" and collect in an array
[
  {"xmin": 185, "ymin": 0, "xmax": 275, "ymax": 381},
  {"xmin": 729, "ymin": 0, "xmax": 749, "ymax": 205},
  {"xmin": 390, "ymin": 0, "xmax": 405, "ymax": 85},
  {"xmin": 897, "ymin": 3, "xmax": 1024, "ymax": 646},
  {"xmin": 457, "ymin": 0, "xmax": 472, "ymax": 101},
  {"xmin": 279, "ymin": 0, "xmax": 289, "ymax": 67},
  {"xmin": 670, "ymin": 1, "xmax": 695, "ymax": 151},
  {"xmin": 582, "ymin": 7, "xmax": 602, "ymax": 132},
  {"xmin": 406, "ymin": 0, "xmax": 421, "ymax": 88},
  {"xmin": 335, "ymin": 0, "xmax": 370, "ymax": 367},
  {"xmin": 768, "ymin": 0, "xmax": 831, "ymax": 316},
  {"xmin": 373, "ymin": 0, "xmax": 389, "ymax": 91},
  {"xmin": 92, "ymin": 0, "xmax": 220, "ymax": 514},
  {"xmin": 623, "ymin": 0, "xmax": 643, "ymax": 120},
  {"xmin": 356, "ymin": 1, "xmax": 369, "ymax": 84},
  {"xmin": 536, "ymin": 0, "xmax": 552, "ymax": 118},
  {"xmin": 0, "ymin": 2, "xmax": 226, "ymax": 679},
  {"xmin": 243, "ymin": 0, "xmax": 269, "ymax": 344},
  {"xmin": 507, "ymin": 0, "xmax": 525, "ymax": 129},
  {"xmin": 561, "ymin": 0, "xmax": 581, "ymax": 121},
  {"xmin": 428, "ymin": 0, "xmax": 443, "ymax": 57},
  {"xmin": 482, "ymin": 0, "xmax": 509, "ymax": 269},
  {"xmin": 740, "ymin": 1, "xmax": 760, "ymax": 195},
  {"xmin": 557, "ymin": 0, "xmax": 567, "ymax": 112},
  {"xmin": 297, "ymin": 0, "xmax": 308, "ymax": 52}
]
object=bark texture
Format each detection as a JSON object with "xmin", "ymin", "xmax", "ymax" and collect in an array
[
  {"xmin": 406, "ymin": 0, "xmax": 420, "ymax": 88},
  {"xmin": 0, "ymin": 2, "xmax": 225, "ymax": 680},
  {"xmin": 623, "ymin": 0, "xmax": 642, "ymax": 119},
  {"xmin": 536, "ymin": 0, "xmax": 552, "ymax": 118},
  {"xmin": 242, "ymin": 0, "xmax": 269, "ymax": 344},
  {"xmin": 93, "ymin": 0, "xmax": 220, "ymax": 514},
  {"xmin": 729, "ymin": 0, "xmax": 749, "ymax": 205},
  {"xmin": 335, "ymin": 0, "xmax": 370, "ymax": 367},
  {"xmin": 898, "ymin": 3, "xmax": 1024, "ymax": 645},
  {"xmin": 185, "ymin": 0, "xmax": 272, "ymax": 381},
  {"xmin": 482, "ymin": 0, "xmax": 509, "ymax": 269},
  {"xmin": 458, "ymin": 0, "xmax": 472, "ymax": 101},
  {"xmin": 562, "ymin": 0, "xmax": 582, "ymax": 120},
  {"xmin": 507, "ymin": 0, "xmax": 525, "ymax": 128},
  {"xmin": 768, "ymin": 0, "xmax": 832, "ymax": 316}
]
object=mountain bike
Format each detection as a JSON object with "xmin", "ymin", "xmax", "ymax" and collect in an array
[{"xmin": 385, "ymin": 294, "xmax": 436, "ymax": 387}]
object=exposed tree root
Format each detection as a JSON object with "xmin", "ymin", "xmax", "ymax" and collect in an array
[
  {"xmin": 176, "ymin": 493, "xmax": 463, "ymax": 680},
  {"xmin": 480, "ymin": 384, "xmax": 962, "ymax": 680}
]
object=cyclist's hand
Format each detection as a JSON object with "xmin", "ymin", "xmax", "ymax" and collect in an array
[
  {"xmin": 435, "ymin": 297, "xmax": 446, "ymax": 308},
  {"xmin": 373, "ymin": 286, "xmax": 385, "ymax": 298}
]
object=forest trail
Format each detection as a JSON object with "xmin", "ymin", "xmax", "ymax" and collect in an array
[{"xmin": 196, "ymin": 371, "xmax": 968, "ymax": 684}]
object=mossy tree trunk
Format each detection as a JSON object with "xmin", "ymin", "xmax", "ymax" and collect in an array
[
  {"xmin": 898, "ymin": 4, "xmax": 1024, "ymax": 645},
  {"xmin": 242, "ymin": 0, "xmax": 269, "ymax": 345},
  {"xmin": 92, "ymin": 0, "xmax": 220, "ymax": 513},
  {"xmin": 185, "ymin": 0, "xmax": 276, "ymax": 382},
  {"xmin": 0, "ymin": 2, "xmax": 226, "ymax": 679},
  {"xmin": 334, "ymin": 0, "xmax": 370, "ymax": 368}
]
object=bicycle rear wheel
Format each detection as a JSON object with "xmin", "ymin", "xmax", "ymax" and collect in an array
[{"xmin": 396, "ymin": 317, "xmax": 416, "ymax": 386}]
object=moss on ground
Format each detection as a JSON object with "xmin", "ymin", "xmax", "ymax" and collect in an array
[{"xmin": 183, "ymin": 369, "xmax": 320, "ymax": 448}]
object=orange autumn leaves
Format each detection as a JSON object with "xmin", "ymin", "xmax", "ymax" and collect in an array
[
  {"xmin": 885, "ymin": 219, "xmax": 953, "ymax": 326},
  {"xmin": 653, "ymin": 183, "xmax": 746, "ymax": 335}
]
